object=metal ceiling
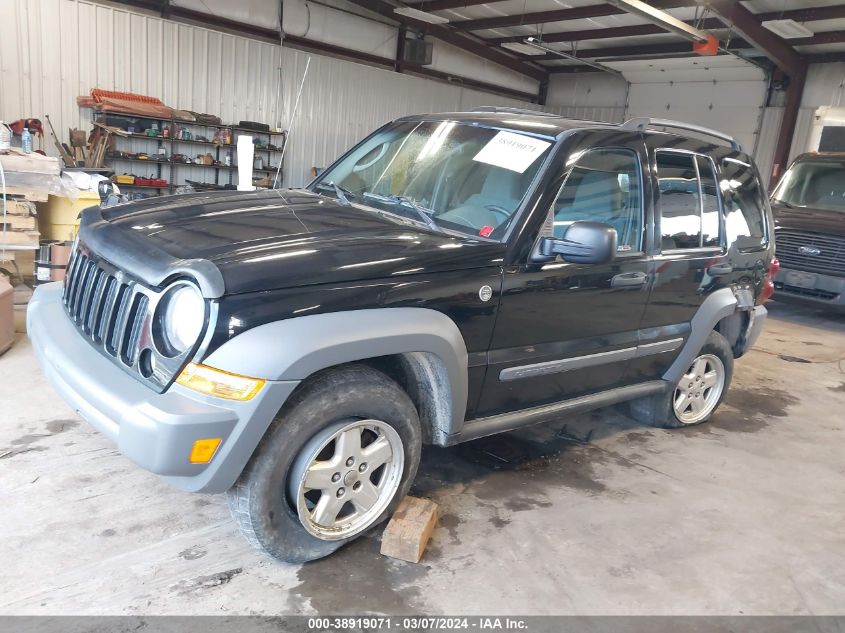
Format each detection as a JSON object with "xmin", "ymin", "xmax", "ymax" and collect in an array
[{"xmin": 392, "ymin": 0, "xmax": 845, "ymax": 74}]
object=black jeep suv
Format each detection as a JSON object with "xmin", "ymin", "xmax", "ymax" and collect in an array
[
  {"xmin": 771, "ymin": 152, "xmax": 845, "ymax": 310},
  {"xmin": 28, "ymin": 109, "xmax": 775, "ymax": 562}
]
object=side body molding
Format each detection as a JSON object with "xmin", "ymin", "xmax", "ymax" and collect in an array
[
  {"xmin": 203, "ymin": 308, "xmax": 469, "ymax": 437},
  {"xmin": 663, "ymin": 287, "xmax": 738, "ymax": 384}
]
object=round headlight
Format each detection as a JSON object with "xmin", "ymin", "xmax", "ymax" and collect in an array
[{"xmin": 157, "ymin": 284, "xmax": 205, "ymax": 355}]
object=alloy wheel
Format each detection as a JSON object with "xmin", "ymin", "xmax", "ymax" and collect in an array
[
  {"xmin": 672, "ymin": 353, "xmax": 725, "ymax": 424},
  {"xmin": 289, "ymin": 419, "xmax": 404, "ymax": 540}
]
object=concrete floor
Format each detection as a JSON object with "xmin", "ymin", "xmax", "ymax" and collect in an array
[{"xmin": 1, "ymin": 302, "xmax": 844, "ymax": 615}]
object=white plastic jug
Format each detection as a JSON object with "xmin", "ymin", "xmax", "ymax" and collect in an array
[{"xmin": 0, "ymin": 122, "xmax": 11, "ymax": 151}]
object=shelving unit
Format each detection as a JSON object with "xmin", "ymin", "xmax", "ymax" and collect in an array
[{"xmin": 90, "ymin": 110, "xmax": 286, "ymax": 195}]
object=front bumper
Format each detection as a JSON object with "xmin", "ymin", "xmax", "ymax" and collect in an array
[
  {"xmin": 27, "ymin": 283, "xmax": 299, "ymax": 493},
  {"xmin": 774, "ymin": 267, "xmax": 845, "ymax": 309}
]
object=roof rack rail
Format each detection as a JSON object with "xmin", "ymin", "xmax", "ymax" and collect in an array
[
  {"xmin": 621, "ymin": 117, "xmax": 743, "ymax": 152},
  {"xmin": 473, "ymin": 106, "xmax": 560, "ymax": 118}
]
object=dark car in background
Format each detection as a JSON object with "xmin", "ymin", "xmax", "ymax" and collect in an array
[{"xmin": 771, "ymin": 153, "xmax": 845, "ymax": 310}]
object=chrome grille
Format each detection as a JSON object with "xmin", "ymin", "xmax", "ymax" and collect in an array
[
  {"xmin": 775, "ymin": 229, "xmax": 845, "ymax": 277},
  {"xmin": 774, "ymin": 282, "xmax": 839, "ymax": 301},
  {"xmin": 61, "ymin": 243, "xmax": 209, "ymax": 392},
  {"xmin": 62, "ymin": 250, "xmax": 149, "ymax": 369}
]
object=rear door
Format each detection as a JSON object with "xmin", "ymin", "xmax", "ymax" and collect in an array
[
  {"xmin": 475, "ymin": 138, "xmax": 652, "ymax": 417},
  {"xmin": 632, "ymin": 145, "xmax": 729, "ymax": 382}
]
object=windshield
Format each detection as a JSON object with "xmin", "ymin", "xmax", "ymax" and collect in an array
[
  {"xmin": 310, "ymin": 120, "xmax": 553, "ymax": 239},
  {"xmin": 773, "ymin": 158, "xmax": 845, "ymax": 212}
]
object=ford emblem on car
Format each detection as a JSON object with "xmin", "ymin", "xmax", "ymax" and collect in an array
[{"xmin": 798, "ymin": 246, "xmax": 822, "ymax": 256}]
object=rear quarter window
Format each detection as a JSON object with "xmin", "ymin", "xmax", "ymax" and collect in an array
[{"xmin": 720, "ymin": 158, "xmax": 768, "ymax": 247}]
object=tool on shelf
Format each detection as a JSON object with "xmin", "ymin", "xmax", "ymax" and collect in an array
[{"xmin": 45, "ymin": 115, "xmax": 75, "ymax": 168}]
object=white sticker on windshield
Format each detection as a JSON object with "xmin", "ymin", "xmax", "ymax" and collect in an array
[{"xmin": 472, "ymin": 131, "xmax": 552, "ymax": 173}]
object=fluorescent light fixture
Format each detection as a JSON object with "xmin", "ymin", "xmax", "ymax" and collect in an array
[
  {"xmin": 762, "ymin": 19, "xmax": 814, "ymax": 39},
  {"xmin": 523, "ymin": 37, "xmax": 624, "ymax": 77},
  {"xmin": 501, "ymin": 42, "xmax": 547, "ymax": 56},
  {"xmin": 394, "ymin": 7, "xmax": 450, "ymax": 24}
]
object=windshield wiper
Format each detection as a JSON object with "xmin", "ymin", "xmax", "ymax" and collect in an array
[
  {"xmin": 362, "ymin": 192, "xmax": 439, "ymax": 232},
  {"xmin": 314, "ymin": 181, "xmax": 353, "ymax": 206}
]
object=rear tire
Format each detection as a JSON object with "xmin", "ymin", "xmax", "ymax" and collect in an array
[
  {"xmin": 629, "ymin": 330, "xmax": 733, "ymax": 429},
  {"xmin": 227, "ymin": 364, "xmax": 422, "ymax": 563}
]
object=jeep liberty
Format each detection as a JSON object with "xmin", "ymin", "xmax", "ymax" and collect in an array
[{"xmin": 28, "ymin": 109, "xmax": 775, "ymax": 561}]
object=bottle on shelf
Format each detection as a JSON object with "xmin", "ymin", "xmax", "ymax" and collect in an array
[{"xmin": 21, "ymin": 128, "xmax": 32, "ymax": 154}]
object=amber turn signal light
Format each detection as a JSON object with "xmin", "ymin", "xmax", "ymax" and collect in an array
[
  {"xmin": 189, "ymin": 438, "xmax": 222, "ymax": 464},
  {"xmin": 176, "ymin": 363, "xmax": 265, "ymax": 401}
]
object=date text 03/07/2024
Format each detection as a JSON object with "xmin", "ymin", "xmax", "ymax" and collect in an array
[{"xmin": 307, "ymin": 616, "xmax": 530, "ymax": 630}]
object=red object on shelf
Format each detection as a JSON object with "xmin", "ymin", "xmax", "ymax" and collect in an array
[{"xmin": 90, "ymin": 89, "xmax": 164, "ymax": 105}]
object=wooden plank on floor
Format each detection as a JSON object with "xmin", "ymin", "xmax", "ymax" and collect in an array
[{"xmin": 380, "ymin": 496, "xmax": 438, "ymax": 563}]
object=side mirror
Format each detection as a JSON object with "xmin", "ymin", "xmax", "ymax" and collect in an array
[{"xmin": 537, "ymin": 221, "xmax": 617, "ymax": 264}]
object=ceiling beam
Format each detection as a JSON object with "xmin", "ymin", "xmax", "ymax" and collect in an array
[
  {"xmin": 344, "ymin": 0, "xmax": 548, "ymax": 81},
  {"xmin": 804, "ymin": 51, "xmax": 845, "ymax": 64},
  {"xmin": 489, "ymin": 23, "xmax": 670, "ymax": 45},
  {"xmin": 450, "ymin": 0, "xmax": 689, "ymax": 32},
  {"xmin": 756, "ymin": 5, "xmax": 845, "ymax": 23},
  {"xmin": 529, "ymin": 29, "xmax": 845, "ymax": 65},
  {"xmin": 797, "ymin": 30, "xmax": 845, "ymax": 46},
  {"xmin": 530, "ymin": 41, "xmax": 700, "ymax": 62},
  {"xmin": 805, "ymin": 51, "xmax": 845, "ymax": 64},
  {"xmin": 704, "ymin": 0, "xmax": 804, "ymax": 76},
  {"xmin": 413, "ymin": 0, "xmax": 499, "ymax": 12},
  {"xmin": 485, "ymin": 6, "xmax": 845, "ymax": 47},
  {"xmin": 488, "ymin": 18, "xmax": 737, "ymax": 46},
  {"xmin": 412, "ymin": 1, "xmax": 845, "ymax": 24}
]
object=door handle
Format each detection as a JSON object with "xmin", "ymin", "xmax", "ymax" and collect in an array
[
  {"xmin": 611, "ymin": 271, "xmax": 648, "ymax": 288},
  {"xmin": 708, "ymin": 263, "xmax": 734, "ymax": 276}
]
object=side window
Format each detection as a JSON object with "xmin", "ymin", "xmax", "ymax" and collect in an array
[
  {"xmin": 552, "ymin": 148, "xmax": 642, "ymax": 252},
  {"xmin": 720, "ymin": 158, "xmax": 768, "ymax": 247},
  {"xmin": 697, "ymin": 155, "xmax": 721, "ymax": 248},
  {"xmin": 656, "ymin": 152, "xmax": 701, "ymax": 249}
]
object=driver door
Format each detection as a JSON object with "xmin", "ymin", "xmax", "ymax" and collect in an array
[{"xmin": 476, "ymin": 144, "xmax": 653, "ymax": 417}]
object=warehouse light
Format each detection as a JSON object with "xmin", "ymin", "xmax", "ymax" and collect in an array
[
  {"xmin": 501, "ymin": 42, "xmax": 547, "ymax": 56},
  {"xmin": 523, "ymin": 37, "xmax": 624, "ymax": 77},
  {"xmin": 394, "ymin": 7, "xmax": 450, "ymax": 24},
  {"xmin": 762, "ymin": 19, "xmax": 814, "ymax": 39}
]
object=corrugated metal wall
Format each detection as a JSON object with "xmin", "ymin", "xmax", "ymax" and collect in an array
[{"xmin": 0, "ymin": 0, "xmax": 549, "ymax": 188}]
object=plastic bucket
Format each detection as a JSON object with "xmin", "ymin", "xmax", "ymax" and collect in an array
[{"xmin": 37, "ymin": 192, "xmax": 100, "ymax": 241}]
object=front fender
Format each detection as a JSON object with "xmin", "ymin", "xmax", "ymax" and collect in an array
[{"xmin": 202, "ymin": 307, "xmax": 469, "ymax": 433}]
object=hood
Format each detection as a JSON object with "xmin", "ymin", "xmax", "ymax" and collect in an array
[
  {"xmin": 772, "ymin": 203, "xmax": 845, "ymax": 238},
  {"xmin": 94, "ymin": 189, "xmax": 505, "ymax": 295}
]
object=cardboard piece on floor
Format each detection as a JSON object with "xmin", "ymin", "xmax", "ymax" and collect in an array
[{"xmin": 380, "ymin": 496, "xmax": 439, "ymax": 563}]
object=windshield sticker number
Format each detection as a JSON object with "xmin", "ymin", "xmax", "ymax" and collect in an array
[{"xmin": 473, "ymin": 131, "xmax": 551, "ymax": 173}]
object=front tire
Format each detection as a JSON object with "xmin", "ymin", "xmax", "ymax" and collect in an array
[
  {"xmin": 228, "ymin": 365, "xmax": 422, "ymax": 563},
  {"xmin": 629, "ymin": 330, "xmax": 733, "ymax": 428}
]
